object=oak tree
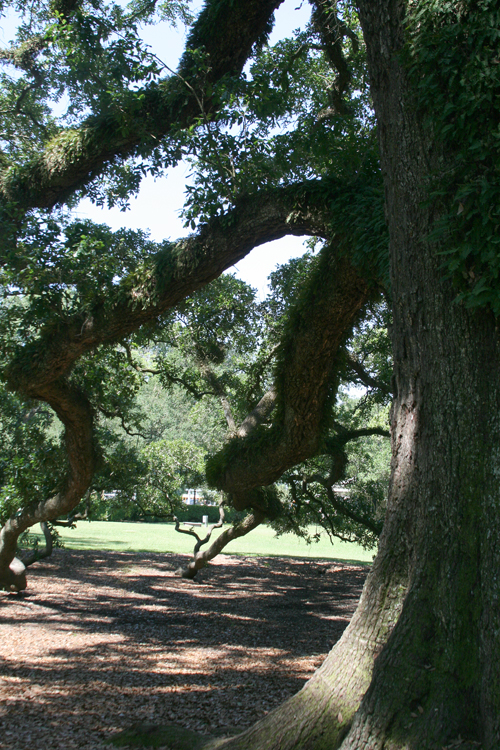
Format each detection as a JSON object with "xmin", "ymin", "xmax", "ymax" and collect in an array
[{"xmin": 0, "ymin": 0, "xmax": 499, "ymax": 748}]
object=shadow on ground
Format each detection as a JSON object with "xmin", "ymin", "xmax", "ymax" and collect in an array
[{"xmin": 0, "ymin": 549, "xmax": 367, "ymax": 750}]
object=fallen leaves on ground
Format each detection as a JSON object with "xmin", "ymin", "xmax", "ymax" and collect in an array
[{"xmin": 0, "ymin": 549, "xmax": 367, "ymax": 749}]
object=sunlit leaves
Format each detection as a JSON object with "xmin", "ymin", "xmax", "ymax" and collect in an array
[
  {"xmin": 180, "ymin": 15, "xmax": 378, "ymax": 227},
  {"xmin": 0, "ymin": 0, "xmax": 191, "ymax": 170},
  {"xmin": 0, "ymin": 217, "xmax": 160, "ymax": 355}
]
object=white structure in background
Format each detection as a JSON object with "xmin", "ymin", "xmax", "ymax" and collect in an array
[{"xmin": 181, "ymin": 488, "xmax": 205, "ymax": 505}]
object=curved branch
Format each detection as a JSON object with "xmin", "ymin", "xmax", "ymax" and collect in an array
[
  {"xmin": 173, "ymin": 516, "xmax": 202, "ymax": 544},
  {"xmin": 311, "ymin": 0, "xmax": 358, "ymax": 117},
  {"xmin": 174, "ymin": 504, "xmax": 225, "ymax": 558},
  {"xmin": 0, "ymin": 381, "xmax": 95, "ymax": 589},
  {"xmin": 196, "ymin": 357, "xmax": 237, "ymax": 431},
  {"xmin": 176, "ymin": 508, "xmax": 265, "ymax": 579},
  {"xmin": 244, "ymin": 344, "xmax": 280, "ymax": 403},
  {"xmin": 299, "ymin": 477, "xmax": 382, "ymax": 536},
  {"xmin": 52, "ymin": 491, "xmax": 92, "ymax": 527},
  {"xmin": 324, "ymin": 485, "xmax": 383, "ymax": 535},
  {"xmin": 327, "ymin": 424, "xmax": 391, "ymax": 445},
  {"xmin": 97, "ymin": 404, "xmax": 148, "ymax": 439},
  {"xmin": 5, "ymin": 179, "xmax": 336, "ymax": 395},
  {"xmin": 209, "ymin": 245, "xmax": 370, "ymax": 504},
  {"xmin": 344, "ymin": 354, "xmax": 393, "ymax": 394},
  {"xmin": 301, "ymin": 486, "xmax": 362, "ymax": 543},
  {"xmin": 123, "ymin": 342, "xmax": 160, "ymax": 375}
]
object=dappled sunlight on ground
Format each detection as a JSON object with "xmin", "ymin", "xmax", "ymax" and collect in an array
[{"xmin": 0, "ymin": 550, "xmax": 367, "ymax": 749}]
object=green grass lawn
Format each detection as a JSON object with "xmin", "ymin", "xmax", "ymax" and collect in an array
[{"xmin": 37, "ymin": 521, "xmax": 375, "ymax": 564}]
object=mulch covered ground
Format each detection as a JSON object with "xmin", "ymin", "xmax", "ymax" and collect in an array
[{"xmin": 0, "ymin": 549, "xmax": 368, "ymax": 749}]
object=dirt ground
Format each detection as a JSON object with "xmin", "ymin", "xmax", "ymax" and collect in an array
[{"xmin": 0, "ymin": 549, "xmax": 368, "ymax": 749}]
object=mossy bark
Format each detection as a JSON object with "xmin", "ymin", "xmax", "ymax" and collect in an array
[
  {"xmin": 0, "ymin": 0, "xmax": 284, "ymax": 211},
  {"xmin": 337, "ymin": 2, "xmax": 500, "ymax": 746},
  {"xmin": 202, "ymin": 2, "xmax": 500, "ymax": 748},
  {"xmin": 4, "ymin": 182, "xmax": 337, "ymax": 393},
  {"xmin": 208, "ymin": 247, "xmax": 370, "ymax": 501}
]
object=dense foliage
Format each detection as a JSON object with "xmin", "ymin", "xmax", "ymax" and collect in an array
[
  {"xmin": 0, "ymin": 0, "xmax": 394, "ymax": 570},
  {"xmin": 406, "ymin": 0, "xmax": 500, "ymax": 312}
]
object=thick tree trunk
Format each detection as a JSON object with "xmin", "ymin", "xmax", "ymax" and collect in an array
[
  {"xmin": 206, "ymin": 530, "xmax": 408, "ymax": 750},
  {"xmin": 337, "ymin": 2, "xmax": 500, "ymax": 746},
  {"xmin": 209, "ymin": 1, "xmax": 500, "ymax": 748}
]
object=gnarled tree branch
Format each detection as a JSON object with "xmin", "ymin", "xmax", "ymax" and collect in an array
[
  {"xmin": 0, "ymin": 381, "xmax": 95, "ymax": 589},
  {"xmin": 208, "ymin": 245, "xmax": 370, "ymax": 505},
  {"xmin": 176, "ymin": 508, "xmax": 265, "ymax": 579},
  {"xmin": 5, "ymin": 180, "xmax": 336, "ymax": 395},
  {"xmin": 0, "ymin": 0, "xmax": 283, "ymax": 211}
]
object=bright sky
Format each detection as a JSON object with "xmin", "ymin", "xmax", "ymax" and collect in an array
[{"xmin": 72, "ymin": 0, "xmax": 313, "ymax": 298}]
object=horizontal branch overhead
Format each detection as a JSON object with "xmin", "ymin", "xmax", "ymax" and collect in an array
[{"xmin": 0, "ymin": 0, "xmax": 283, "ymax": 211}]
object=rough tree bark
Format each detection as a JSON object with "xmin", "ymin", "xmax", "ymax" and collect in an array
[
  {"xmin": 3, "ymin": 1, "xmax": 497, "ymax": 744},
  {"xmin": 205, "ymin": 524, "xmax": 409, "ymax": 749},
  {"xmin": 204, "ymin": 1, "xmax": 500, "ymax": 748},
  {"xmin": 338, "ymin": 1, "xmax": 500, "ymax": 746}
]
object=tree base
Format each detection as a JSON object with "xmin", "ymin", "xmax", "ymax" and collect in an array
[{"xmin": 0, "ymin": 557, "xmax": 27, "ymax": 592}]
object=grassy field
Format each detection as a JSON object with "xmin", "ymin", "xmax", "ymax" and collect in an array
[{"xmin": 35, "ymin": 521, "xmax": 376, "ymax": 564}]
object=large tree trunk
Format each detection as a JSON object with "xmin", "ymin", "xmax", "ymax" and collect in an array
[
  {"xmin": 207, "ymin": 1, "xmax": 500, "ymax": 748},
  {"xmin": 206, "ymin": 528, "xmax": 409, "ymax": 750},
  {"xmin": 338, "ymin": 1, "xmax": 500, "ymax": 746}
]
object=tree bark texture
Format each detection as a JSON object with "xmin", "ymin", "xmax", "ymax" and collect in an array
[
  {"xmin": 339, "ymin": 1, "xmax": 500, "ymax": 746},
  {"xmin": 210, "ymin": 1, "xmax": 500, "ymax": 748},
  {"xmin": 206, "ymin": 535, "xmax": 408, "ymax": 750}
]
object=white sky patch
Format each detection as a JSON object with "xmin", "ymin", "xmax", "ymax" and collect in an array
[{"xmin": 73, "ymin": 0, "xmax": 312, "ymax": 296}]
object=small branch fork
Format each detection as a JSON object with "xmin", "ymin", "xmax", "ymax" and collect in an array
[
  {"xmin": 175, "ymin": 507, "xmax": 265, "ymax": 579},
  {"xmin": 173, "ymin": 504, "xmax": 225, "ymax": 556},
  {"xmin": 97, "ymin": 403, "xmax": 148, "ymax": 439}
]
